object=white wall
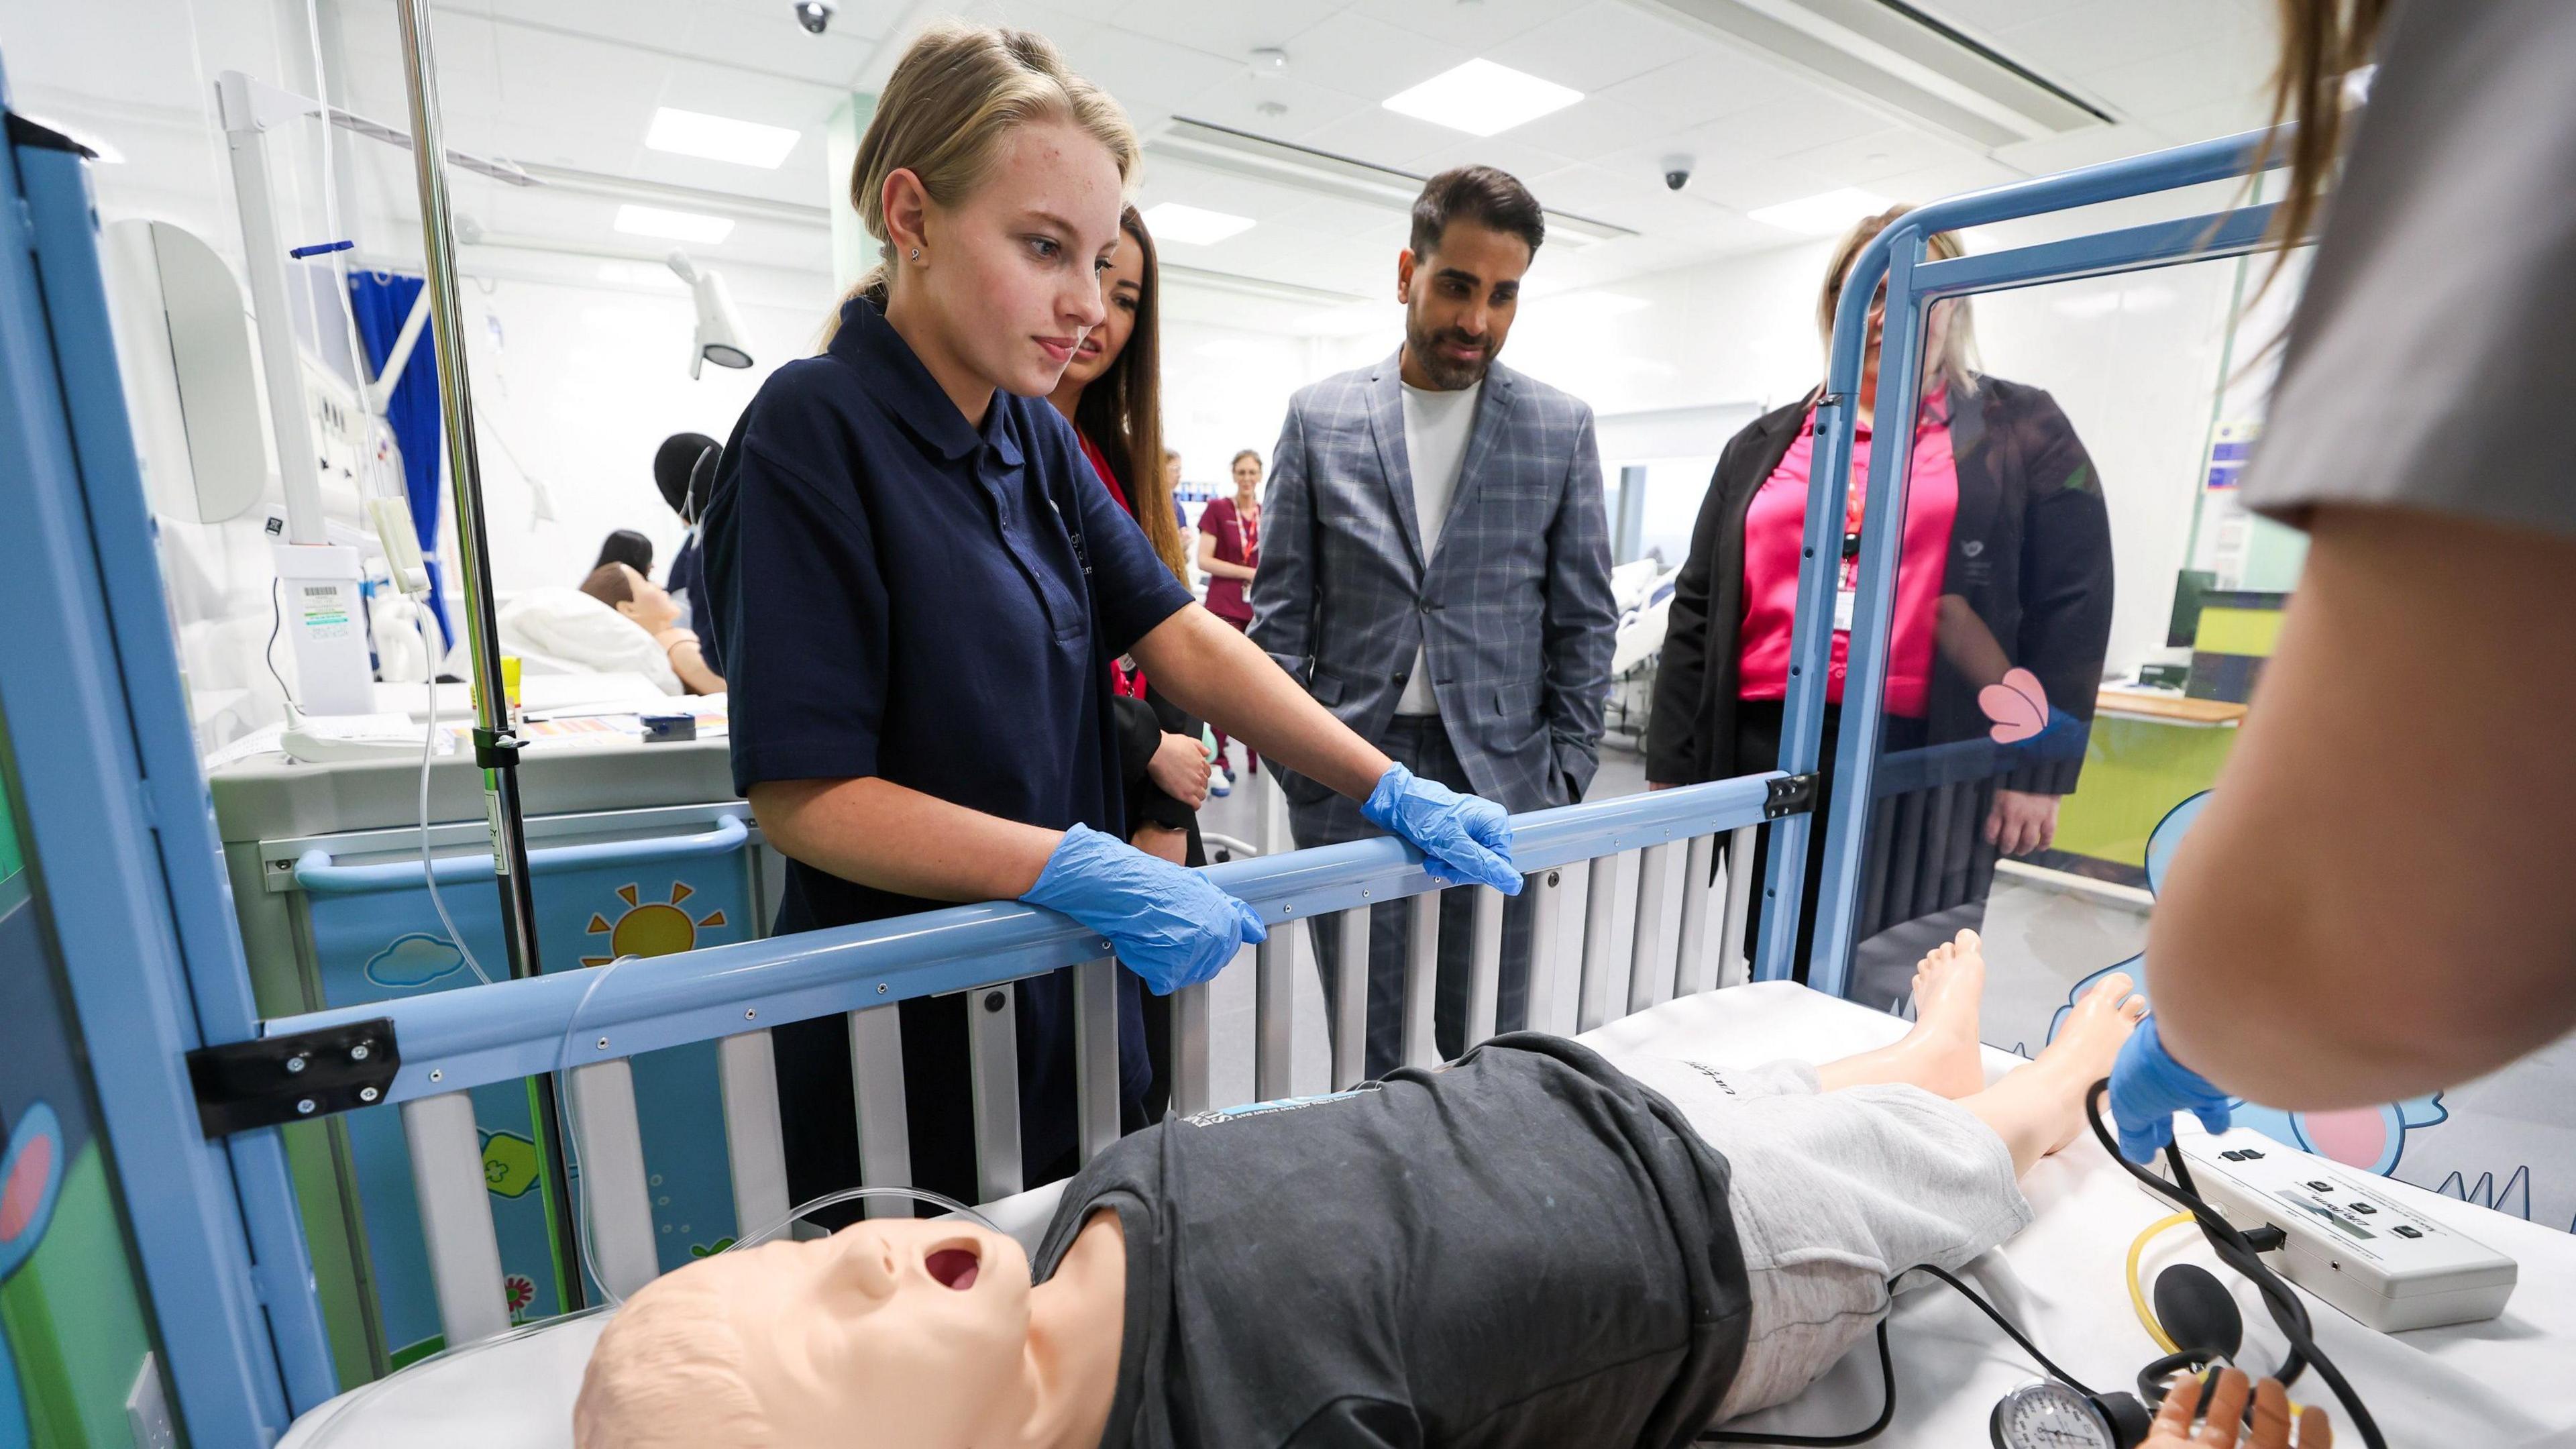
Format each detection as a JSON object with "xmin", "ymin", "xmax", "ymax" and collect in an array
[{"xmin": 447, "ymin": 273, "xmax": 824, "ymax": 597}]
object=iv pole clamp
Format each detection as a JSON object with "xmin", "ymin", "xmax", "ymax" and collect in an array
[{"xmin": 390, "ymin": 0, "xmax": 584, "ymax": 1311}]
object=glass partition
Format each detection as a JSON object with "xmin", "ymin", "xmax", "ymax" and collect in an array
[{"xmin": 1829, "ymin": 239, "xmax": 2576, "ymax": 1237}]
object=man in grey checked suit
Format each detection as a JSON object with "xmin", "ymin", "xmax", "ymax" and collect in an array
[{"xmin": 1252, "ymin": 166, "xmax": 1615, "ymax": 1077}]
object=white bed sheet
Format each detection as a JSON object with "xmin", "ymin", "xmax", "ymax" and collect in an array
[{"xmin": 281, "ymin": 983, "xmax": 2576, "ymax": 1448}]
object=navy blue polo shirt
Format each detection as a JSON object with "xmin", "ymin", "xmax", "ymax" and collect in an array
[{"xmin": 701, "ymin": 296, "xmax": 1192, "ymax": 1179}]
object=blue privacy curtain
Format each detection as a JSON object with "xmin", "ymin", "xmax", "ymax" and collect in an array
[{"xmin": 347, "ymin": 270, "xmax": 451, "ymax": 641}]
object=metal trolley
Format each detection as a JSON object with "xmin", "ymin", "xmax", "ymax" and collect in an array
[{"xmin": 0, "ymin": 30, "xmax": 2304, "ymax": 1446}]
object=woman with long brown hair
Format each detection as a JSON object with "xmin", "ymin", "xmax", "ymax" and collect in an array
[
  {"xmin": 2110, "ymin": 0, "xmax": 2576, "ymax": 1185},
  {"xmin": 1046, "ymin": 206, "xmax": 1211, "ymax": 871}
]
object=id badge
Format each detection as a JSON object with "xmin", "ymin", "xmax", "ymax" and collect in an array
[{"xmin": 1833, "ymin": 587, "xmax": 1857, "ymax": 635}]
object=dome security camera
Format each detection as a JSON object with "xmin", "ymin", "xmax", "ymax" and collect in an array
[
  {"xmin": 1662, "ymin": 156, "xmax": 1693, "ymax": 192},
  {"xmin": 792, "ymin": 0, "xmax": 836, "ymax": 35}
]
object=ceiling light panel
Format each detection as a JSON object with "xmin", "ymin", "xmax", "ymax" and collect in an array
[
  {"xmin": 614, "ymin": 203, "xmax": 736, "ymax": 245},
  {"xmin": 645, "ymin": 107, "xmax": 801, "ymax": 168},
  {"xmin": 1382, "ymin": 59, "xmax": 1583, "ymax": 138},
  {"xmin": 1142, "ymin": 202, "xmax": 1256, "ymax": 247},
  {"xmin": 1746, "ymin": 186, "xmax": 1888, "ymax": 235}
]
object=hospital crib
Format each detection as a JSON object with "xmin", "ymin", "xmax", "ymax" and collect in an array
[
  {"xmin": 258, "ymin": 772, "xmax": 1790, "ymax": 1358},
  {"xmin": 11, "ymin": 54, "xmax": 2576, "ymax": 1441}
]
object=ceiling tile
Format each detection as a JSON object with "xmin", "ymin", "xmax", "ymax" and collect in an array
[
  {"xmin": 1052, "ymin": 25, "xmax": 1245, "ymax": 113},
  {"xmin": 1774, "ymin": 126, "xmax": 1987, "ymax": 190},
  {"xmin": 1275, "ymin": 9, "xmax": 1468, "ymax": 107},
  {"xmin": 1594, "ymin": 46, "xmax": 1808, "ymax": 131},
  {"xmin": 1992, "ymin": 1, "xmax": 2204, "ymax": 80},
  {"xmin": 1515, "ymin": 94, "xmax": 1669, "ymax": 169},
  {"xmin": 1399, "ymin": 133, "xmax": 1578, "ymax": 189},
  {"xmin": 1169, "ymin": 74, "xmax": 1375, "ymax": 141},
  {"xmin": 672, "ymin": 11, "xmax": 875, "ymax": 91},
  {"xmin": 1908, "ymin": 0, "xmax": 2090, "ymax": 42},
  {"xmin": 1485, "ymin": 1, "xmax": 1713, "ymax": 94},
  {"xmin": 1105, "ymin": 0, "xmax": 1346, "ymax": 65},
  {"xmin": 1293, "ymin": 105, "xmax": 1468, "ymax": 172},
  {"xmin": 1367, "ymin": 0, "xmax": 1568, "ymax": 50}
]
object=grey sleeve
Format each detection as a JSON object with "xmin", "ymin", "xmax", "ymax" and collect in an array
[{"xmin": 2239, "ymin": 0, "xmax": 2576, "ymax": 540}]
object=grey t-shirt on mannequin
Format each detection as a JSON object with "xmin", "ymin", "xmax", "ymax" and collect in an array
[
  {"xmin": 1030, "ymin": 1034, "xmax": 1752, "ymax": 1449},
  {"xmin": 2242, "ymin": 0, "xmax": 2576, "ymax": 539}
]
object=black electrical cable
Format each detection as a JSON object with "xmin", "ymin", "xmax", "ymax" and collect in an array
[
  {"xmin": 1698, "ymin": 1084, "xmax": 2390, "ymax": 1448},
  {"xmin": 2082, "ymin": 1079, "xmax": 2387, "ymax": 1449},
  {"xmin": 1698, "ymin": 1316, "xmax": 1896, "ymax": 1446},
  {"xmin": 264, "ymin": 579, "xmax": 294, "ymax": 703}
]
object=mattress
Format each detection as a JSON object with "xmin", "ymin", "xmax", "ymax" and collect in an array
[{"xmin": 281, "ymin": 983, "xmax": 2576, "ymax": 1448}]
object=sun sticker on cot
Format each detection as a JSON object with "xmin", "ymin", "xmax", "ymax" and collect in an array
[{"xmin": 1980, "ymin": 667, "xmax": 2051, "ymax": 745}]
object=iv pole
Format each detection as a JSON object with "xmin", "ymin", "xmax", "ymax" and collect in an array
[{"xmin": 390, "ymin": 0, "xmax": 585, "ymax": 1311}]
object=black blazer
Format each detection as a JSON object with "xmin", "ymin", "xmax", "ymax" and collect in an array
[{"xmin": 1645, "ymin": 375, "xmax": 2113, "ymax": 796}]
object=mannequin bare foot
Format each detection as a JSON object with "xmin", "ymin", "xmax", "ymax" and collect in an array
[
  {"xmin": 2033, "ymin": 972, "xmax": 2149, "ymax": 1152},
  {"xmin": 1819, "ymin": 930, "xmax": 1989, "ymax": 1097}
]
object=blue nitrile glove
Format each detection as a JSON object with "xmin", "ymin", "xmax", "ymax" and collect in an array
[
  {"xmin": 1020, "ymin": 824, "xmax": 1267, "ymax": 996},
  {"xmin": 2108, "ymin": 1015, "xmax": 2234, "ymax": 1163},
  {"xmin": 1360, "ymin": 763, "xmax": 1523, "ymax": 895}
]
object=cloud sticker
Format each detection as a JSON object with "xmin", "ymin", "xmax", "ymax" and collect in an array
[{"xmin": 365, "ymin": 932, "xmax": 466, "ymax": 989}]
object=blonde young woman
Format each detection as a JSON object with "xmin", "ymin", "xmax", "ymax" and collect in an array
[{"xmin": 699, "ymin": 21, "xmax": 1519, "ymax": 1210}]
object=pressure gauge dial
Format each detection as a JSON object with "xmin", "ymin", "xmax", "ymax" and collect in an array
[{"xmin": 1991, "ymin": 1381, "xmax": 2115, "ymax": 1449}]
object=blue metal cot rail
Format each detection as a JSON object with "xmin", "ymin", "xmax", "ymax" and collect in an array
[{"xmin": 0, "ymin": 38, "xmax": 2295, "ymax": 1441}]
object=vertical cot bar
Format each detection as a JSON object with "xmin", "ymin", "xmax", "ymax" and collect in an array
[
  {"xmin": 1577, "ymin": 854, "xmax": 1622, "ymax": 1033},
  {"xmin": 1719, "ymin": 825, "xmax": 1758, "ymax": 989},
  {"xmin": 1466, "ymin": 887, "xmax": 1505, "ymax": 1048},
  {"xmin": 1256, "ymin": 931, "xmax": 1297, "ymax": 1100},
  {"xmin": 1807, "ymin": 233, "xmax": 1929, "ymax": 1000},
  {"xmin": 1628, "ymin": 841, "xmax": 1674, "ymax": 1015},
  {"xmin": 568, "ymin": 1061, "xmax": 659, "ymax": 1299},
  {"xmin": 967, "ymin": 985, "xmax": 1024, "ymax": 1201},
  {"xmin": 1170, "ymin": 981, "xmax": 1213, "ymax": 1119},
  {"xmin": 400, "ymin": 1092, "xmax": 509, "ymax": 1349},
  {"xmin": 1331, "ymin": 906, "xmax": 1370, "ymax": 1089},
  {"xmin": 846, "ymin": 1006, "xmax": 911, "ymax": 1218},
  {"xmin": 1402, "ymin": 890, "xmax": 1442, "ymax": 1067},
  {"xmin": 1674, "ymin": 833, "xmax": 1719, "ymax": 996},
  {"xmin": 717, "ymin": 1030, "xmax": 792, "ymax": 1240},
  {"xmin": 1523, "ymin": 870, "xmax": 1564, "ymax": 1035},
  {"xmin": 1074, "ymin": 959, "xmax": 1121, "ymax": 1163}
]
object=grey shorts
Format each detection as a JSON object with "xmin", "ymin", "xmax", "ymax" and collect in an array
[{"xmin": 1603, "ymin": 1053, "xmax": 2033, "ymax": 1421}]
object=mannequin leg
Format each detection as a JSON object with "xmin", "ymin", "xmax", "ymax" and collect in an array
[
  {"xmin": 1814, "ymin": 930, "xmax": 1992, "ymax": 1099},
  {"xmin": 1955, "ymin": 973, "xmax": 2145, "ymax": 1175}
]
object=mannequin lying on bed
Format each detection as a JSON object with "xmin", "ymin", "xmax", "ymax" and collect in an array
[{"xmin": 576, "ymin": 932, "xmax": 2178, "ymax": 1448}]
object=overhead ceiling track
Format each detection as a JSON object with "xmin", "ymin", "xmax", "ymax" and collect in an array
[
  {"xmin": 1148, "ymin": 119, "xmax": 1639, "ymax": 246},
  {"xmin": 512, "ymin": 162, "xmax": 830, "ymax": 229},
  {"xmin": 1160, "ymin": 262, "xmax": 1370, "ymax": 307},
  {"xmin": 1627, "ymin": 0, "xmax": 2113, "ymax": 149}
]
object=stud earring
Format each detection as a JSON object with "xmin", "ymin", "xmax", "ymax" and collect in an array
[{"xmin": 910, "ymin": 247, "xmax": 922, "ymax": 262}]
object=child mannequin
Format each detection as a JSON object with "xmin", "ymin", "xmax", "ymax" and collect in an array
[{"xmin": 578, "ymin": 933, "xmax": 2161, "ymax": 1448}]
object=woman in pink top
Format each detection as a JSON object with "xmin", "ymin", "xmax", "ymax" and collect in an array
[
  {"xmin": 1195, "ymin": 449, "xmax": 1265, "ymax": 782},
  {"xmin": 1647, "ymin": 206, "xmax": 2113, "ymax": 981}
]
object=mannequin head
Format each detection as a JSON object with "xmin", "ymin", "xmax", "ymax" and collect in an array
[
  {"xmin": 575, "ymin": 1218, "xmax": 1041, "ymax": 1448},
  {"xmin": 578, "ymin": 564, "xmax": 681, "ymax": 637}
]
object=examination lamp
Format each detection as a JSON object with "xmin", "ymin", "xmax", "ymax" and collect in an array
[{"xmin": 666, "ymin": 251, "xmax": 753, "ymax": 378}]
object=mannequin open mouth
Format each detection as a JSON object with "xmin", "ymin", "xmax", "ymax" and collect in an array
[{"xmin": 924, "ymin": 1246, "xmax": 981, "ymax": 1291}]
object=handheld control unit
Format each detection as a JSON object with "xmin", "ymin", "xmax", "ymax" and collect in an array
[{"xmin": 2169, "ymin": 1129, "xmax": 2516, "ymax": 1332}]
